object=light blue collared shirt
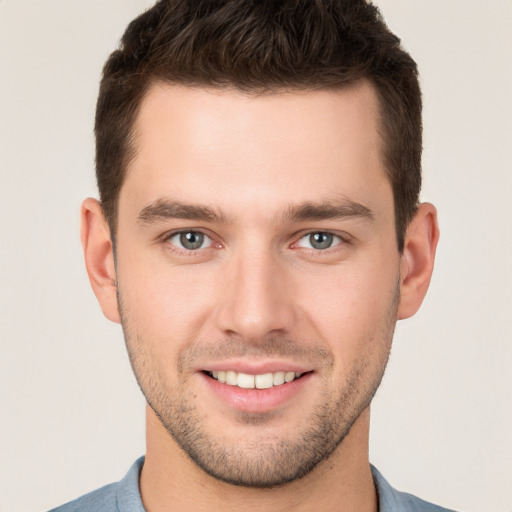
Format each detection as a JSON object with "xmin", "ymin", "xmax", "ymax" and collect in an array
[{"xmin": 49, "ymin": 456, "xmax": 459, "ymax": 512}]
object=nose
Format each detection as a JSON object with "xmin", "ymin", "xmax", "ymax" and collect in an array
[{"xmin": 214, "ymin": 247, "xmax": 296, "ymax": 343}]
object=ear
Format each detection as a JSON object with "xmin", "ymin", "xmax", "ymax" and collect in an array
[
  {"xmin": 397, "ymin": 202, "xmax": 440, "ymax": 320},
  {"xmin": 81, "ymin": 198, "xmax": 121, "ymax": 324}
]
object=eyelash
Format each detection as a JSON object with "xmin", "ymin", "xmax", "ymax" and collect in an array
[
  {"xmin": 162, "ymin": 230, "xmax": 219, "ymax": 255},
  {"xmin": 162, "ymin": 229, "xmax": 350, "ymax": 256},
  {"xmin": 293, "ymin": 231, "xmax": 346, "ymax": 251}
]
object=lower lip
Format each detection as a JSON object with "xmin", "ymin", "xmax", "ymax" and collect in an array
[{"xmin": 201, "ymin": 372, "xmax": 313, "ymax": 413}]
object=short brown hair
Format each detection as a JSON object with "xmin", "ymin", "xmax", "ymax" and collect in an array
[{"xmin": 95, "ymin": 0, "xmax": 422, "ymax": 251}]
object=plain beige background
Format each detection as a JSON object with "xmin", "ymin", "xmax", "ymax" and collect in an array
[{"xmin": 1, "ymin": 1, "xmax": 511, "ymax": 511}]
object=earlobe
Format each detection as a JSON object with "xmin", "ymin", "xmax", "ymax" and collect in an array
[
  {"xmin": 81, "ymin": 198, "xmax": 121, "ymax": 324},
  {"xmin": 397, "ymin": 202, "xmax": 440, "ymax": 320}
]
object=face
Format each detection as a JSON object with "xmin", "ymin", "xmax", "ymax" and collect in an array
[{"xmin": 114, "ymin": 82, "xmax": 401, "ymax": 487}]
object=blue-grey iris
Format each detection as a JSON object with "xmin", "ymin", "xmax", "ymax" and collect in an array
[
  {"xmin": 180, "ymin": 231, "xmax": 204, "ymax": 250},
  {"xmin": 310, "ymin": 232, "xmax": 333, "ymax": 250}
]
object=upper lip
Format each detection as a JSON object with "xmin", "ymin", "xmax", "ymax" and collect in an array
[{"xmin": 199, "ymin": 360, "xmax": 313, "ymax": 375}]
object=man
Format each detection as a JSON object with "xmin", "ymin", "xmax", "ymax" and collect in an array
[{"xmin": 51, "ymin": 0, "xmax": 453, "ymax": 510}]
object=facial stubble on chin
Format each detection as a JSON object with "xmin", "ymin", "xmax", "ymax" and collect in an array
[{"xmin": 117, "ymin": 285, "xmax": 399, "ymax": 488}]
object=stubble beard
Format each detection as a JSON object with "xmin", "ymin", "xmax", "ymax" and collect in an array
[{"xmin": 118, "ymin": 287, "xmax": 398, "ymax": 488}]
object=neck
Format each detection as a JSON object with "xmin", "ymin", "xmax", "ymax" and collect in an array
[{"xmin": 140, "ymin": 406, "xmax": 377, "ymax": 512}]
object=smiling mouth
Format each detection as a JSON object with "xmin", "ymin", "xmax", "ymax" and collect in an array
[{"xmin": 206, "ymin": 370, "xmax": 305, "ymax": 389}]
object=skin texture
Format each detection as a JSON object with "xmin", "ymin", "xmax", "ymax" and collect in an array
[{"xmin": 82, "ymin": 81, "xmax": 439, "ymax": 512}]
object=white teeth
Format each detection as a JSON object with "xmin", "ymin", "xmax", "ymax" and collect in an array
[
  {"xmin": 226, "ymin": 370, "xmax": 237, "ymax": 385},
  {"xmin": 255, "ymin": 373, "xmax": 274, "ymax": 389},
  {"xmin": 273, "ymin": 371, "xmax": 285, "ymax": 386},
  {"xmin": 210, "ymin": 370, "xmax": 304, "ymax": 389},
  {"xmin": 237, "ymin": 373, "xmax": 255, "ymax": 389},
  {"xmin": 284, "ymin": 371, "xmax": 295, "ymax": 383}
]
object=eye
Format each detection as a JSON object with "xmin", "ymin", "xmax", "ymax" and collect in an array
[
  {"xmin": 296, "ymin": 232, "xmax": 343, "ymax": 250},
  {"xmin": 167, "ymin": 231, "xmax": 213, "ymax": 251}
]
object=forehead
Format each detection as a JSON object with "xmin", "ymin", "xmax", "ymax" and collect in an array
[{"xmin": 121, "ymin": 81, "xmax": 391, "ymax": 222}]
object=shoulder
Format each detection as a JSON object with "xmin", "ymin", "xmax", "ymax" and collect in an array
[
  {"xmin": 371, "ymin": 465, "xmax": 460, "ymax": 512},
  {"xmin": 48, "ymin": 457, "xmax": 145, "ymax": 512},
  {"xmin": 48, "ymin": 482, "xmax": 119, "ymax": 512}
]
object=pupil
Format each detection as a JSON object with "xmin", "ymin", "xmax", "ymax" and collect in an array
[
  {"xmin": 181, "ymin": 231, "xmax": 204, "ymax": 250},
  {"xmin": 311, "ymin": 232, "xmax": 332, "ymax": 250}
]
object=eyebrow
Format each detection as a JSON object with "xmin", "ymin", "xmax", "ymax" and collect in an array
[
  {"xmin": 137, "ymin": 199, "xmax": 228, "ymax": 224},
  {"xmin": 137, "ymin": 197, "xmax": 374, "ymax": 225},
  {"xmin": 284, "ymin": 200, "xmax": 374, "ymax": 223}
]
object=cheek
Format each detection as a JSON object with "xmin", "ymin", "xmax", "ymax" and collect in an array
[
  {"xmin": 117, "ymin": 253, "xmax": 217, "ymax": 346},
  {"xmin": 296, "ymin": 259, "xmax": 399, "ymax": 354}
]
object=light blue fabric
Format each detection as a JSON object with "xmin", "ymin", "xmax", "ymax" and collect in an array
[
  {"xmin": 49, "ymin": 457, "xmax": 458, "ymax": 511},
  {"xmin": 49, "ymin": 457, "xmax": 145, "ymax": 512},
  {"xmin": 370, "ymin": 465, "xmax": 458, "ymax": 512}
]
